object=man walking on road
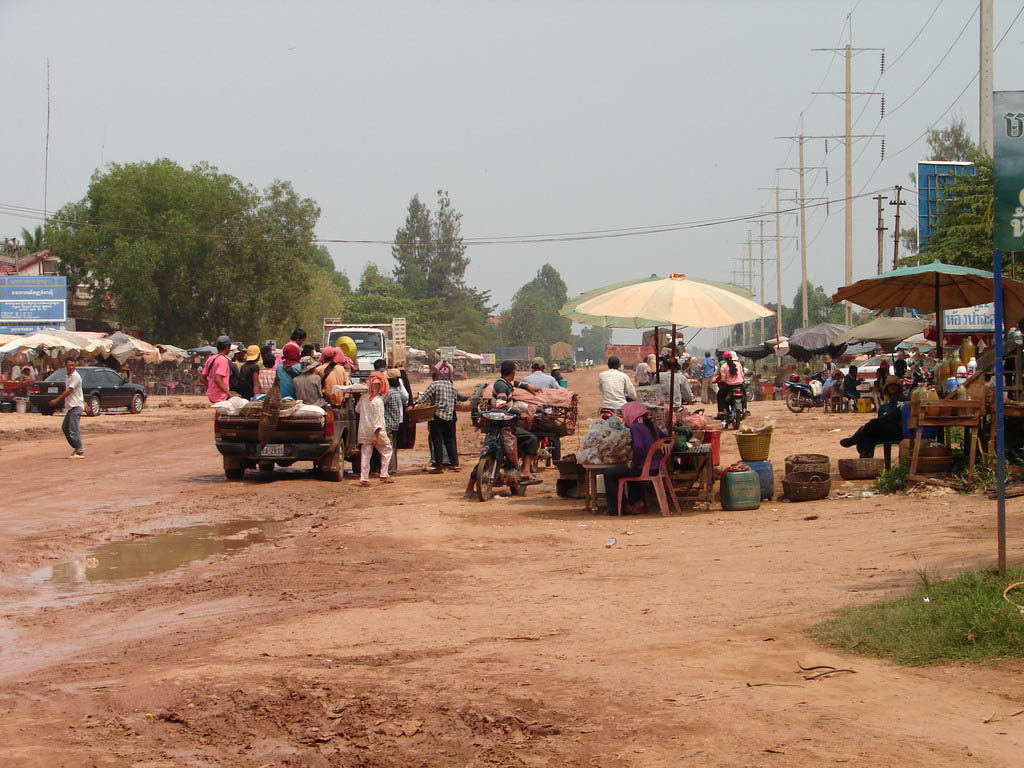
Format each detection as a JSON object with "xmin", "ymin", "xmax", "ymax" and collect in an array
[
  {"xmin": 50, "ymin": 355, "xmax": 85, "ymax": 459},
  {"xmin": 200, "ymin": 336, "xmax": 233, "ymax": 403},
  {"xmin": 700, "ymin": 351, "xmax": 716, "ymax": 404}
]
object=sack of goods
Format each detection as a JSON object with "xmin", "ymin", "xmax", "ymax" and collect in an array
[
  {"xmin": 577, "ymin": 417, "xmax": 633, "ymax": 465},
  {"xmin": 471, "ymin": 384, "xmax": 579, "ymax": 436}
]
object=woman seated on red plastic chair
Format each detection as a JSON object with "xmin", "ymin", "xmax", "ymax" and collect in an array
[{"xmin": 602, "ymin": 401, "xmax": 667, "ymax": 515}]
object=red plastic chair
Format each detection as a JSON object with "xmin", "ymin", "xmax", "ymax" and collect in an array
[{"xmin": 616, "ymin": 436, "xmax": 682, "ymax": 517}]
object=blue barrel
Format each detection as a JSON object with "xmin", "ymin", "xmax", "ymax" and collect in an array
[
  {"xmin": 744, "ymin": 460, "xmax": 774, "ymax": 500},
  {"xmin": 720, "ymin": 470, "xmax": 761, "ymax": 511}
]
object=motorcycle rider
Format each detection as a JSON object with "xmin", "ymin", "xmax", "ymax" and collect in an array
[
  {"xmin": 714, "ymin": 351, "xmax": 746, "ymax": 419},
  {"xmin": 464, "ymin": 361, "xmax": 543, "ymax": 497}
]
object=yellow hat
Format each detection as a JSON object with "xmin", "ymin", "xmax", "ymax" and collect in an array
[
  {"xmin": 337, "ymin": 335, "xmax": 357, "ymax": 361},
  {"xmin": 245, "ymin": 344, "xmax": 260, "ymax": 361}
]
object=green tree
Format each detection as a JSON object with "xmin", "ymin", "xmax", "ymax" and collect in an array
[
  {"xmin": 45, "ymin": 159, "xmax": 332, "ymax": 344},
  {"xmin": 574, "ymin": 325, "xmax": 612, "ymax": 362},
  {"xmin": 392, "ymin": 190, "xmax": 469, "ymax": 300},
  {"xmin": 501, "ymin": 264, "xmax": 572, "ymax": 352},
  {"xmin": 19, "ymin": 225, "xmax": 45, "ymax": 253}
]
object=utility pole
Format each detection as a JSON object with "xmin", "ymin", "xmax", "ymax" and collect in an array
[
  {"xmin": 812, "ymin": 43, "xmax": 884, "ymax": 324},
  {"xmin": 757, "ymin": 185, "xmax": 798, "ymax": 340},
  {"xmin": 873, "ymin": 194, "xmax": 888, "ymax": 274},
  {"xmin": 890, "ymin": 185, "xmax": 906, "ymax": 270},
  {"xmin": 980, "ymin": 0, "xmax": 994, "ymax": 156},
  {"xmin": 758, "ymin": 217, "xmax": 767, "ymax": 342}
]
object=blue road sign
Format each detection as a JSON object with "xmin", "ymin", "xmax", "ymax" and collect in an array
[{"xmin": 0, "ymin": 276, "xmax": 67, "ymax": 322}]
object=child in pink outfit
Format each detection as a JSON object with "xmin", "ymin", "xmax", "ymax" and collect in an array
[{"xmin": 357, "ymin": 372, "xmax": 394, "ymax": 486}]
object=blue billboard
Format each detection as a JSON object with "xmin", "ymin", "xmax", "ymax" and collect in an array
[
  {"xmin": 0, "ymin": 276, "xmax": 67, "ymax": 323},
  {"xmin": 917, "ymin": 161, "xmax": 975, "ymax": 252}
]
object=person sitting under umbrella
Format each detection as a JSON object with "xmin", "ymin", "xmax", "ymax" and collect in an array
[
  {"xmin": 601, "ymin": 401, "xmax": 667, "ymax": 515},
  {"xmin": 839, "ymin": 376, "xmax": 907, "ymax": 458}
]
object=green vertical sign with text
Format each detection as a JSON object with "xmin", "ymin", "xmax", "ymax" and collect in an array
[{"xmin": 994, "ymin": 91, "xmax": 1024, "ymax": 251}]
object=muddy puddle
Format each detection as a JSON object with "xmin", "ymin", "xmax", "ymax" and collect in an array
[{"xmin": 34, "ymin": 520, "xmax": 284, "ymax": 585}]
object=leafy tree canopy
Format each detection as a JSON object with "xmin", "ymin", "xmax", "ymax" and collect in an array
[
  {"xmin": 501, "ymin": 264, "xmax": 572, "ymax": 352},
  {"xmin": 574, "ymin": 325, "xmax": 612, "ymax": 362},
  {"xmin": 45, "ymin": 159, "xmax": 347, "ymax": 345}
]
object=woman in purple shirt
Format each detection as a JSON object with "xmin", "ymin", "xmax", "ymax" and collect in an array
[{"xmin": 602, "ymin": 401, "xmax": 667, "ymax": 515}]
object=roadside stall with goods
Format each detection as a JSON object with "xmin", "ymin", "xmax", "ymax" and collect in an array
[
  {"xmin": 0, "ymin": 330, "xmax": 115, "ymax": 413},
  {"xmin": 561, "ymin": 273, "xmax": 775, "ymax": 513},
  {"xmin": 832, "ymin": 261, "xmax": 1024, "ymax": 485}
]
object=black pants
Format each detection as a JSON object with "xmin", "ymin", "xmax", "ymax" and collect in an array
[
  {"xmin": 429, "ymin": 417, "xmax": 458, "ymax": 467},
  {"xmin": 515, "ymin": 426, "xmax": 539, "ymax": 459},
  {"xmin": 846, "ymin": 414, "xmax": 902, "ymax": 458},
  {"xmin": 603, "ymin": 465, "xmax": 656, "ymax": 514},
  {"xmin": 717, "ymin": 384, "xmax": 746, "ymax": 413}
]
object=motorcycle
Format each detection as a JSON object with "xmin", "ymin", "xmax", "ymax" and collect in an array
[
  {"xmin": 721, "ymin": 384, "xmax": 748, "ymax": 430},
  {"xmin": 473, "ymin": 409, "xmax": 527, "ymax": 501},
  {"xmin": 785, "ymin": 372, "xmax": 827, "ymax": 413}
]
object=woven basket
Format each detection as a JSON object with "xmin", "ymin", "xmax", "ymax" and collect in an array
[
  {"xmin": 407, "ymin": 403, "xmax": 437, "ymax": 424},
  {"xmin": 785, "ymin": 453, "xmax": 830, "ymax": 475},
  {"xmin": 838, "ymin": 458, "xmax": 885, "ymax": 480},
  {"xmin": 782, "ymin": 471, "xmax": 831, "ymax": 502},
  {"xmin": 735, "ymin": 432, "xmax": 772, "ymax": 462}
]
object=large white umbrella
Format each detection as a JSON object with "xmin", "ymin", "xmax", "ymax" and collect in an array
[
  {"xmin": 573, "ymin": 274, "xmax": 775, "ymax": 425},
  {"xmin": 572, "ymin": 273, "xmax": 774, "ymax": 329}
]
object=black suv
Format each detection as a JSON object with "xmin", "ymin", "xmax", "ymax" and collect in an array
[{"xmin": 29, "ymin": 366, "xmax": 147, "ymax": 416}]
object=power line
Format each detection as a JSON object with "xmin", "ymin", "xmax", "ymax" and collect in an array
[{"xmin": 0, "ymin": 189, "xmax": 891, "ymax": 248}]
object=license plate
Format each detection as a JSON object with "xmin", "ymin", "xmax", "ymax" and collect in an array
[
  {"xmin": 260, "ymin": 444, "xmax": 285, "ymax": 457},
  {"xmin": 48, "ymin": 387, "xmax": 58, "ymax": 394}
]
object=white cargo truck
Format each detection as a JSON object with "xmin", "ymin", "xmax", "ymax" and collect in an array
[{"xmin": 322, "ymin": 317, "xmax": 407, "ymax": 377}]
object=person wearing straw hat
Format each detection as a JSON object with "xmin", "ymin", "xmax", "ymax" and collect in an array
[
  {"xmin": 236, "ymin": 344, "xmax": 261, "ymax": 400},
  {"xmin": 839, "ymin": 376, "xmax": 906, "ymax": 458},
  {"xmin": 293, "ymin": 356, "xmax": 325, "ymax": 406}
]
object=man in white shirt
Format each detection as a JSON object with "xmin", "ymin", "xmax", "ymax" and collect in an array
[
  {"xmin": 523, "ymin": 357, "xmax": 560, "ymax": 389},
  {"xmin": 597, "ymin": 356, "xmax": 637, "ymax": 416},
  {"xmin": 50, "ymin": 356, "xmax": 86, "ymax": 458}
]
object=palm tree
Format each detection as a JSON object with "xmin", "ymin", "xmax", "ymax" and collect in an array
[{"xmin": 19, "ymin": 225, "xmax": 45, "ymax": 254}]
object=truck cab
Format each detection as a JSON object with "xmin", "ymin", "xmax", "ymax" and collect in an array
[{"xmin": 323, "ymin": 317, "xmax": 406, "ymax": 378}]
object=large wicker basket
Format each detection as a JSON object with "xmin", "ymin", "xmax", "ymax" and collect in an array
[
  {"xmin": 785, "ymin": 453, "xmax": 830, "ymax": 475},
  {"xmin": 782, "ymin": 471, "xmax": 831, "ymax": 502},
  {"xmin": 406, "ymin": 403, "xmax": 437, "ymax": 424},
  {"xmin": 838, "ymin": 458, "xmax": 885, "ymax": 480},
  {"xmin": 735, "ymin": 432, "xmax": 772, "ymax": 462}
]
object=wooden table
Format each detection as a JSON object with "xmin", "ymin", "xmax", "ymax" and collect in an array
[
  {"xmin": 670, "ymin": 443, "xmax": 715, "ymax": 507},
  {"xmin": 908, "ymin": 399, "xmax": 983, "ymax": 485},
  {"xmin": 581, "ymin": 463, "xmax": 619, "ymax": 513}
]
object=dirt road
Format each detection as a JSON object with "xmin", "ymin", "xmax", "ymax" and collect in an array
[{"xmin": 0, "ymin": 371, "xmax": 1022, "ymax": 767}]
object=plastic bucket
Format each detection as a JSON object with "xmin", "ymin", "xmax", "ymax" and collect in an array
[
  {"xmin": 744, "ymin": 459, "xmax": 774, "ymax": 500},
  {"xmin": 703, "ymin": 427, "xmax": 721, "ymax": 466},
  {"xmin": 761, "ymin": 382, "xmax": 774, "ymax": 399},
  {"xmin": 14, "ymin": 397, "xmax": 28, "ymax": 414},
  {"xmin": 721, "ymin": 470, "xmax": 761, "ymax": 510},
  {"xmin": 0, "ymin": 401, "xmax": 13, "ymax": 413}
]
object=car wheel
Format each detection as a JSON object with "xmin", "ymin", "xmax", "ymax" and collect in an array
[
  {"xmin": 129, "ymin": 393, "xmax": 144, "ymax": 414},
  {"xmin": 85, "ymin": 394, "xmax": 101, "ymax": 417}
]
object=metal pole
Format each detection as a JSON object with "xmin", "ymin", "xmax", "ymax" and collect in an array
[
  {"xmin": 873, "ymin": 194, "xmax": 887, "ymax": 274},
  {"xmin": 980, "ymin": 0, "xmax": 994, "ymax": 156},
  {"xmin": 669, "ymin": 324, "xmax": 677, "ymax": 429},
  {"xmin": 844, "ymin": 43, "xmax": 853, "ymax": 325},
  {"xmin": 799, "ymin": 135, "xmax": 809, "ymax": 326},
  {"xmin": 759, "ymin": 218, "xmax": 766, "ymax": 343},
  {"xmin": 775, "ymin": 186, "xmax": 783, "ymax": 333},
  {"xmin": 994, "ymin": 250, "xmax": 1006, "ymax": 574},
  {"xmin": 891, "ymin": 185, "xmax": 904, "ymax": 270},
  {"xmin": 935, "ymin": 275, "xmax": 943, "ymax": 361}
]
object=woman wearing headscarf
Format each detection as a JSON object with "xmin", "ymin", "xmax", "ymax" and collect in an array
[
  {"xmin": 356, "ymin": 371, "xmax": 394, "ymax": 486},
  {"xmin": 601, "ymin": 401, "xmax": 667, "ymax": 515},
  {"xmin": 316, "ymin": 347, "xmax": 352, "ymax": 406}
]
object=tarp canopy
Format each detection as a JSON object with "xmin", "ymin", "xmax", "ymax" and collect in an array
[
  {"xmin": 0, "ymin": 330, "xmax": 113, "ymax": 363},
  {"xmin": 107, "ymin": 331, "xmax": 162, "ymax": 364},
  {"xmin": 187, "ymin": 345, "xmax": 217, "ymax": 356},
  {"xmin": 156, "ymin": 343, "xmax": 189, "ymax": 362},
  {"xmin": 787, "ymin": 323, "xmax": 851, "ymax": 362},
  {"xmin": 831, "ymin": 316, "xmax": 928, "ymax": 353},
  {"xmin": 726, "ymin": 342, "xmax": 776, "ymax": 361},
  {"xmin": 549, "ymin": 341, "xmax": 574, "ymax": 360}
]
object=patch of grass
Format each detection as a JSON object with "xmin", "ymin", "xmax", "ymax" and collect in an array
[
  {"xmin": 874, "ymin": 459, "xmax": 910, "ymax": 494},
  {"xmin": 809, "ymin": 568, "xmax": 1024, "ymax": 666}
]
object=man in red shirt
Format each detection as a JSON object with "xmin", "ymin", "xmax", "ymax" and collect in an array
[{"xmin": 200, "ymin": 336, "xmax": 232, "ymax": 403}]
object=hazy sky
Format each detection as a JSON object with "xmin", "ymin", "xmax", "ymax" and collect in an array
[{"xmin": 4, "ymin": 0, "xmax": 1023, "ymax": 338}]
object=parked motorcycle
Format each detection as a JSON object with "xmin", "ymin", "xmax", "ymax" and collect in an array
[
  {"xmin": 784, "ymin": 372, "xmax": 827, "ymax": 414},
  {"xmin": 474, "ymin": 409, "xmax": 526, "ymax": 501}
]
